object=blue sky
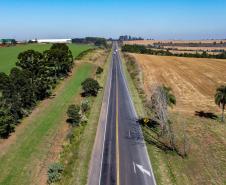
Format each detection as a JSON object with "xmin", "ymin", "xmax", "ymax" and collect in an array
[{"xmin": 0, "ymin": 0, "xmax": 226, "ymax": 40}]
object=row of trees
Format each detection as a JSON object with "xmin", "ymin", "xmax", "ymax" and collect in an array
[
  {"xmin": 72, "ymin": 37, "xmax": 107, "ymax": 48},
  {"xmin": 66, "ymin": 78, "xmax": 101, "ymax": 126},
  {"xmin": 0, "ymin": 44, "xmax": 74, "ymax": 138},
  {"xmin": 122, "ymin": 44, "xmax": 226, "ymax": 59}
]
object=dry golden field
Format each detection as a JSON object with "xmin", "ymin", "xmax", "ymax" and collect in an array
[
  {"xmin": 169, "ymin": 50, "xmax": 222, "ymax": 55},
  {"xmin": 129, "ymin": 53, "xmax": 226, "ymax": 114},
  {"xmin": 124, "ymin": 40, "xmax": 226, "ymax": 45},
  {"xmin": 163, "ymin": 46, "xmax": 226, "ymax": 51}
]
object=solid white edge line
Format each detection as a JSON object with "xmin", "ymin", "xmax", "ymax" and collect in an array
[
  {"xmin": 116, "ymin": 45, "xmax": 157, "ymax": 185},
  {"xmin": 98, "ymin": 52, "xmax": 113, "ymax": 185}
]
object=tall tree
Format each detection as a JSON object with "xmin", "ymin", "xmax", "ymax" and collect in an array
[
  {"xmin": 9, "ymin": 68, "xmax": 36, "ymax": 113},
  {"xmin": 51, "ymin": 43, "xmax": 70, "ymax": 51},
  {"xmin": 44, "ymin": 46, "xmax": 73, "ymax": 77},
  {"xmin": 16, "ymin": 50, "xmax": 44, "ymax": 83},
  {"xmin": 215, "ymin": 85, "xmax": 226, "ymax": 122},
  {"xmin": 81, "ymin": 78, "xmax": 101, "ymax": 96},
  {"xmin": 0, "ymin": 106, "xmax": 16, "ymax": 138},
  {"xmin": 0, "ymin": 72, "xmax": 10, "ymax": 91},
  {"xmin": 51, "ymin": 44, "xmax": 74, "ymax": 74},
  {"xmin": 67, "ymin": 104, "xmax": 81, "ymax": 126}
]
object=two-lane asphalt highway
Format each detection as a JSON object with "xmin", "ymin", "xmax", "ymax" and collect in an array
[
  {"xmin": 88, "ymin": 42, "xmax": 156, "ymax": 185},
  {"xmin": 100, "ymin": 42, "xmax": 156, "ymax": 185}
]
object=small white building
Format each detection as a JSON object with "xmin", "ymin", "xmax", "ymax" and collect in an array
[{"xmin": 35, "ymin": 39, "xmax": 72, "ymax": 44}]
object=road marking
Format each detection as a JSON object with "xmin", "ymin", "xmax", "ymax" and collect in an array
[
  {"xmin": 133, "ymin": 161, "xmax": 137, "ymax": 174},
  {"xmin": 116, "ymin": 57, "xmax": 120, "ymax": 185},
  {"xmin": 116, "ymin": 43, "xmax": 157, "ymax": 185},
  {"xmin": 134, "ymin": 162, "xmax": 151, "ymax": 177},
  {"xmin": 128, "ymin": 130, "xmax": 131, "ymax": 138}
]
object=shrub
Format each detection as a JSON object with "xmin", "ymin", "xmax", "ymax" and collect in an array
[
  {"xmin": 81, "ymin": 114, "xmax": 88, "ymax": 123},
  {"xmin": 81, "ymin": 99, "xmax": 90, "ymax": 113},
  {"xmin": 47, "ymin": 163, "xmax": 64, "ymax": 184},
  {"xmin": 96, "ymin": 66, "xmax": 103, "ymax": 75},
  {"xmin": 67, "ymin": 104, "xmax": 81, "ymax": 126},
  {"xmin": 81, "ymin": 78, "xmax": 101, "ymax": 97}
]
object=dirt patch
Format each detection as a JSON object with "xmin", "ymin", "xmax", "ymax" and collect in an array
[
  {"xmin": 32, "ymin": 122, "xmax": 70, "ymax": 185},
  {"xmin": 129, "ymin": 53, "xmax": 226, "ymax": 114},
  {"xmin": 76, "ymin": 49, "xmax": 109, "ymax": 67}
]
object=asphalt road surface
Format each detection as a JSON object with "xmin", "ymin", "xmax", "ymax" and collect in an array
[{"xmin": 99, "ymin": 42, "xmax": 157, "ymax": 185}]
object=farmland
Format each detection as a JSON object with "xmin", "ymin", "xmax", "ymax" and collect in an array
[
  {"xmin": 0, "ymin": 43, "xmax": 93, "ymax": 74},
  {"xmin": 124, "ymin": 39, "xmax": 226, "ymax": 45},
  {"xmin": 124, "ymin": 40, "xmax": 226, "ymax": 56},
  {"xmin": 130, "ymin": 53, "xmax": 226, "ymax": 114},
  {"xmin": 123, "ymin": 53, "xmax": 226, "ymax": 185}
]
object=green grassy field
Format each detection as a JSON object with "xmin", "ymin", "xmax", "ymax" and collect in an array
[
  {"xmin": 0, "ymin": 63, "xmax": 95, "ymax": 185},
  {"xmin": 0, "ymin": 43, "xmax": 93, "ymax": 74}
]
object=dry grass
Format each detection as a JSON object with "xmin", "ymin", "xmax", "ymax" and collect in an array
[
  {"xmin": 143, "ymin": 113, "xmax": 226, "ymax": 185},
  {"xmin": 77, "ymin": 48, "xmax": 109, "ymax": 66},
  {"xmin": 129, "ymin": 53, "xmax": 226, "ymax": 114}
]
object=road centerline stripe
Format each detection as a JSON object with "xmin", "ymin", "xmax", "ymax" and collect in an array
[{"xmin": 116, "ymin": 56, "xmax": 120, "ymax": 185}]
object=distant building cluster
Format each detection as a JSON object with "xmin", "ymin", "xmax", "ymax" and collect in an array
[
  {"xmin": 0, "ymin": 38, "xmax": 17, "ymax": 45},
  {"xmin": 119, "ymin": 35, "xmax": 144, "ymax": 41},
  {"xmin": 0, "ymin": 38, "xmax": 73, "ymax": 45}
]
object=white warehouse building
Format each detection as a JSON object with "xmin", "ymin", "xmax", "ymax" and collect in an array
[{"xmin": 35, "ymin": 39, "xmax": 72, "ymax": 44}]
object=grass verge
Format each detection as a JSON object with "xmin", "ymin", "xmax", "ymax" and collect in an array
[
  {"xmin": 120, "ymin": 51, "xmax": 146, "ymax": 118},
  {"xmin": 57, "ymin": 49, "xmax": 112, "ymax": 185},
  {"xmin": 0, "ymin": 63, "xmax": 95, "ymax": 185}
]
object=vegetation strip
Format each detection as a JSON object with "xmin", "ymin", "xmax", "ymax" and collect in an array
[
  {"xmin": 0, "ymin": 61, "xmax": 94, "ymax": 185},
  {"xmin": 56, "ymin": 49, "xmax": 111, "ymax": 185}
]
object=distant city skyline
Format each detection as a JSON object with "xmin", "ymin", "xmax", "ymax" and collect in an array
[{"xmin": 0, "ymin": 0, "xmax": 226, "ymax": 40}]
